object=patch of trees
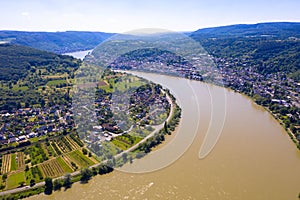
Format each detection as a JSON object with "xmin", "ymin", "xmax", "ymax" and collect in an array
[{"xmin": 137, "ymin": 104, "xmax": 181, "ymax": 154}]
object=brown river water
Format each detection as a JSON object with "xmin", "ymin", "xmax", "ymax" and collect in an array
[{"xmin": 28, "ymin": 72, "xmax": 300, "ymax": 200}]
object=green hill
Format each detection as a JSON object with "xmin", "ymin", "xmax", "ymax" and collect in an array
[
  {"xmin": 0, "ymin": 44, "xmax": 80, "ymax": 81},
  {"xmin": 0, "ymin": 31, "xmax": 113, "ymax": 54},
  {"xmin": 0, "ymin": 44, "xmax": 81, "ymax": 111},
  {"xmin": 192, "ymin": 22, "xmax": 300, "ymax": 38},
  {"xmin": 190, "ymin": 22, "xmax": 300, "ymax": 80}
]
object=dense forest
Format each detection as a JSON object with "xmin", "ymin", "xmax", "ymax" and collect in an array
[
  {"xmin": 0, "ymin": 31, "xmax": 113, "ymax": 53},
  {"xmin": 190, "ymin": 22, "xmax": 300, "ymax": 80}
]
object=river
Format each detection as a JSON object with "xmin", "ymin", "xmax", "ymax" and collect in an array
[
  {"xmin": 63, "ymin": 50, "xmax": 93, "ymax": 60},
  {"xmin": 28, "ymin": 71, "xmax": 300, "ymax": 200}
]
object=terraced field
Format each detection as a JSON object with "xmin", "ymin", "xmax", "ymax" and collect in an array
[
  {"xmin": 39, "ymin": 159, "xmax": 65, "ymax": 178},
  {"xmin": 1, "ymin": 154, "xmax": 11, "ymax": 174},
  {"xmin": 16, "ymin": 152, "xmax": 25, "ymax": 170}
]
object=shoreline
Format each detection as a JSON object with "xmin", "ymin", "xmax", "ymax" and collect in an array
[
  {"xmin": 0, "ymin": 75, "xmax": 181, "ymax": 199},
  {"xmin": 10, "ymin": 71, "xmax": 300, "ymax": 200}
]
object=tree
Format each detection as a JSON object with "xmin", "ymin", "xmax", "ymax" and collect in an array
[
  {"xmin": 44, "ymin": 177, "xmax": 53, "ymax": 195},
  {"xmin": 82, "ymin": 148, "xmax": 88, "ymax": 155},
  {"xmin": 122, "ymin": 153, "xmax": 128, "ymax": 163},
  {"xmin": 30, "ymin": 179, "xmax": 35, "ymax": 187},
  {"xmin": 98, "ymin": 164, "xmax": 113, "ymax": 175},
  {"xmin": 92, "ymin": 167, "xmax": 98, "ymax": 176},
  {"xmin": 19, "ymin": 181, "xmax": 25, "ymax": 187},
  {"xmin": 80, "ymin": 168, "xmax": 92, "ymax": 183},
  {"xmin": 164, "ymin": 122, "xmax": 169, "ymax": 134},
  {"xmin": 2, "ymin": 174, "xmax": 7, "ymax": 182},
  {"xmin": 53, "ymin": 179, "xmax": 62, "ymax": 191},
  {"xmin": 63, "ymin": 174, "xmax": 72, "ymax": 189}
]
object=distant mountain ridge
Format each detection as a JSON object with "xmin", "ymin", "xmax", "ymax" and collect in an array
[
  {"xmin": 0, "ymin": 22, "xmax": 299, "ymax": 79},
  {"xmin": 0, "ymin": 31, "xmax": 114, "ymax": 54},
  {"xmin": 192, "ymin": 22, "xmax": 300, "ymax": 38},
  {"xmin": 190, "ymin": 22, "xmax": 300, "ymax": 80}
]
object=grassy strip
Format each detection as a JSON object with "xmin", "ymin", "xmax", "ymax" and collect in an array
[
  {"xmin": 1, "ymin": 186, "xmax": 44, "ymax": 200},
  {"xmin": 46, "ymin": 79, "xmax": 67, "ymax": 86},
  {"xmin": 68, "ymin": 150, "xmax": 94, "ymax": 168},
  {"xmin": 10, "ymin": 154, "xmax": 17, "ymax": 171},
  {"xmin": 111, "ymin": 134, "xmax": 142, "ymax": 150},
  {"xmin": 6, "ymin": 172, "xmax": 25, "ymax": 190},
  {"xmin": 56, "ymin": 157, "xmax": 73, "ymax": 173}
]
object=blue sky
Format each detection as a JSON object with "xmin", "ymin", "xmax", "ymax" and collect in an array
[{"xmin": 1, "ymin": 0, "xmax": 299, "ymax": 32}]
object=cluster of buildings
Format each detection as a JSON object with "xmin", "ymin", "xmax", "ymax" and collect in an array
[
  {"xmin": 84, "ymin": 82, "xmax": 170, "ymax": 145},
  {"xmin": 215, "ymin": 57, "xmax": 300, "ymax": 109},
  {"xmin": 0, "ymin": 105, "xmax": 74, "ymax": 146},
  {"xmin": 109, "ymin": 51, "xmax": 203, "ymax": 81}
]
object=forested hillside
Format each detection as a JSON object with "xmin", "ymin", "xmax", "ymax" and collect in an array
[
  {"xmin": 0, "ymin": 44, "xmax": 81, "ymax": 111},
  {"xmin": 191, "ymin": 22, "xmax": 300, "ymax": 80},
  {"xmin": 0, "ymin": 31, "xmax": 113, "ymax": 53},
  {"xmin": 0, "ymin": 44, "xmax": 79, "ymax": 81}
]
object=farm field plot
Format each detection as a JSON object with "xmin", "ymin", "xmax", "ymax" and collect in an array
[
  {"xmin": 50, "ymin": 141, "xmax": 62, "ymax": 155},
  {"xmin": 65, "ymin": 135, "xmax": 81, "ymax": 149},
  {"xmin": 25, "ymin": 166, "xmax": 43, "ymax": 185},
  {"xmin": 56, "ymin": 157, "xmax": 73, "ymax": 173},
  {"xmin": 12, "ymin": 85, "xmax": 29, "ymax": 91},
  {"xmin": 45, "ymin": 142, "xmax": 57, "ymax": 157},
  {"xmin": 67, "ymin": 150, "xmax": 95, "ymax": 168},
  {"xmin": 111, "ymin": 134, "xmax": 142, "ymax": 150},
  {"xmin": 10, "ymin": 154, "xmax": 17, "ymax": 171},
  {"xmin": 41, "ymin": 143, "xmax": 50, "ymax": 157},
  {"xmin": 0, "ymin": 175, "xmax": 3, "ymax": 188},
  {"xmin": 69, "ymin": 134, "xmax": 84, "ymax": 147},
  {"xmin": 26, "ymin": 144, "xmax": 48, "ymax": 165},
  {"xmin": 17, "ymin": 152, "xmax": 25, "ymax": 170},
  {"xmin": 53, "ymin": 136, "xmax": 76, "ymax": 154},
  {"xmin": 1, "ymin": 154, "xmax": 11, "ymax": 174},
  {"xmin": 61, "ymin": 155, "xmax": 77, "ymax": 171},
  {"xmin": 6, "ymin": 171, "xmax": 25, "ymax": 190},
  {"xmin": 46, "ymin": 79, "xmax": 67, "ymax": 86},
  {"xmin": 39, "ymin": 159, "xmax": 65, "ymax": 178}
]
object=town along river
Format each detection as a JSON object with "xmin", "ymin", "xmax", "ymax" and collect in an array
[{"xmin": 28, "ymin": 72, "xmax": 300, "ymax": 200}]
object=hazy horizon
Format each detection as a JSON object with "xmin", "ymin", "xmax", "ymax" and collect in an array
[
  {"xmin": 1, "ymin": 0, "xmax": 300, "ymax": 33},
  {"xmin": 1, "ymin": 21, "xmax": 300, "ymax": 34}
]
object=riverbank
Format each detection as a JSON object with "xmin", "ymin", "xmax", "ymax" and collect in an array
[
  {"xmin": 26, "ymin": 72, "xmax": 300, "ymax": 200},
  {"xmin": 229, "ymin": 88, "xmax": 300, "ymax": 150},
  {"xmin": 0, "ymin": 83, "xmax": 181, "ymax": 199}
]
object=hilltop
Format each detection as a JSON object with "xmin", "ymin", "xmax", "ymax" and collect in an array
[{"xmin": 192, "ymin": 22, "xmax": 300, "ymax": 38}]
